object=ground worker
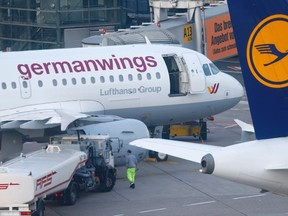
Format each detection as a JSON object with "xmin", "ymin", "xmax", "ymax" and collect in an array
[{"xmin": 126, "ymin": 149, "xmax": 138, "ymax": 189}]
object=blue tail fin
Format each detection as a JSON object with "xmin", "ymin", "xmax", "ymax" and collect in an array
[{"xmin": 227, "ymin": 0, "xmax": 288, "ymax": 140}]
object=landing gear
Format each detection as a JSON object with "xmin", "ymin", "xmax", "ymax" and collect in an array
[
  {"xmin": 199, "ymin": 120, "xmax": 207, "ymax": 141},
  {"xmin": 148, "ymin": 126, "xmax": 169, "ymax": 161},
  {"xmin": 155, "ymin": 152, "xmax": 168, "ymax": 161}
]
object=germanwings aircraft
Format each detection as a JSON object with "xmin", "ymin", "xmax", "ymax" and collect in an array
[
  {"xmin": 131, "ymin": 0, "xmax": 288, "ymax": 195},
  {"xmin": 0, "ymin": 42, "xmax": 243, "ymax": 163}
]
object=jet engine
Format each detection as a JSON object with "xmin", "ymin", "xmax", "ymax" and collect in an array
[{"xmin": 200, "ymin": 153, "xmax": 215, "ymax": 174}]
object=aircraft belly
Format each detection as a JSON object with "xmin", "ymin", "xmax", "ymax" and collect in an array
[{"xmin": 105, "ymin": 97, "xmax": 240, "ymax": 126}]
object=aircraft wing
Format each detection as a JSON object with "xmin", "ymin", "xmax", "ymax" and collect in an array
[
  {"xmin": 130, "ymin": 138, "xmax": 222, "ymax": 163},
  {"xmin": 0, "ymin": 109, "xmax": 123, "ymax": 131}
]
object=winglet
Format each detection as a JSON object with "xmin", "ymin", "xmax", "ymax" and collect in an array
[
  {"xmin": 234, "ymin": 119, "xmax": 254, "ymax": 133},
  {"xmin": 234, "ymin": 119, "xmax": 254, "ymax": 142}
]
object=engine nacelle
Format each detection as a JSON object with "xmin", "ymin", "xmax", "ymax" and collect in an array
[
  {"xmin": 74, "ymin": 119, "xmax": 150, "ymax": 166},
  {"xmin": 200, "ymin": 153, "xmax": 215, "ymax": 174}
]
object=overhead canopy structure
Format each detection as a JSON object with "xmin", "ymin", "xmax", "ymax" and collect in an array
[{"xmin": 82, "ymin": 29, "xmax": 181, "ymax": 46}]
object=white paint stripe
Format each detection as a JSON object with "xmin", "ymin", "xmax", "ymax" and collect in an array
[
  {"xmin": 233, "ymin": 194, "xmax": 266, "ymax": 200},
  {"xmin": 183, "ymin": 200, "xmax": 216, "ymax": 207},
  {"xmin": 224, "ymin": 124, "xmax": 238, "ymax": 129},
  {"xmin": 139, "ymin": 208, "xmax": 166, "ymax": 214},
  {"xmin": 113, "ymin": 214, "xmax": 124, "ymax": 216}
]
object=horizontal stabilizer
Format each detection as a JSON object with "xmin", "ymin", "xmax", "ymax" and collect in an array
[{"xmin": 130, "ymin": 138, "xmax": 222, "ymax": 163}]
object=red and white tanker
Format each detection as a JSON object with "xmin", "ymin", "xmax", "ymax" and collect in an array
[{"xmin": 0, "ymin": 135, "xmax": 117, "ymax": 216}]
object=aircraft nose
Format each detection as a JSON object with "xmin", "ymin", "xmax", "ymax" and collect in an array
[
  {"xmin": 232, "ymin": 76, "xmax": 244, "ymax": 100},
  {"xmin": 221, "ymin": 72, "xmax": 244, "ymax": 101}
]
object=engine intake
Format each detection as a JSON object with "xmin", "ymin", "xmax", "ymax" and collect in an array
[{"xmin": 200, "ymin": 153, "xmax": 215, "ymax": 174}]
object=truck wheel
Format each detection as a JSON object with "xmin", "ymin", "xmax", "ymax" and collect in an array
[
  {"xmin": 64, "ymin": 182, "xmax": 78, "ymax": 205},
  {"xmin": 99, "ymin": 172, "xmax": 116, "ymax": 192},
  {"xmin": 32, "ymin": 199, "xmax": 45, "ymax": 216},
  {"xmin": 156, "ymin": 152, "xmax": 168, "ymax": 161}
]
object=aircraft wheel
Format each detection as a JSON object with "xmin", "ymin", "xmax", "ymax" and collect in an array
[{"xmin": 156, "ymin": 152, "xmax": 168, "ymax": 161}]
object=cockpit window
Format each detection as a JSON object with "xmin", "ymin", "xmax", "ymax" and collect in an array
[
  {"xmin": 202, "ymin": 64, "xmax": 212, "ymax": 76},
  {"xmin": 210, "ymin": 63, "xmax": 220, "ymax": 75}
]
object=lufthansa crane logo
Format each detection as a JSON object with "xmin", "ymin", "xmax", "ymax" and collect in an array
[{"xmin": 246, "ymin": 14, "xmax": 288, "ymax": 88}]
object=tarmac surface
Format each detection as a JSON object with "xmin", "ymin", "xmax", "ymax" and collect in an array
[
  {"xmin": 43, "ymin": 100, "xmax": 288, "ymax": 216},
  {"xmin": 41, "ymin": 57, "xmax": 288, "ymax": 216}
]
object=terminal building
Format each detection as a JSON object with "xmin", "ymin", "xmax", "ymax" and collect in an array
[
  {"xmin": 0, "ymin": 0, "xmax": 150, "ymax": 51},
  {"xmin": 0, "ymin": 0, "xmax": 236, "ymax": 61},
  {"xmin": 82, "ymin": 0, "xmax": 236, "ymax": 61}
]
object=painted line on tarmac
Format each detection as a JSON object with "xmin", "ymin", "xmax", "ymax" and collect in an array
[
  {"xmin": 139, "ymin": 208, "xmax": 167, "ymax": 214},
  {"xmin": 224, "ymin": 123, "xmax": 238, "ymax": 129},
  {"xmin": 233, "ymin": 194, "xmax": 266, "ymax": 200},
  {"xmin": 183, "ymin": 200, "xmax": 216, "ymax": 207}
]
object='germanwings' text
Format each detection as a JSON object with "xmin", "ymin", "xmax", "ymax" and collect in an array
[{"xmin": 17, "ymin": 55, "xmax": 158, "ymax": 79}]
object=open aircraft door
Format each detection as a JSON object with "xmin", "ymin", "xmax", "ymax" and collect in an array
[{"xmin": 182, "ymin": 53, "xmax": 206, "ymax": 94}]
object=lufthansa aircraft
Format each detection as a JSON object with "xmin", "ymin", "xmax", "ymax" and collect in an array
[
  {"xmin": 131, "ymin": 0, "xmax": 288, "ymax": 195},
  {"xmin": 0, "ymin": 43, "xmax": 243, "ymax": 162}
]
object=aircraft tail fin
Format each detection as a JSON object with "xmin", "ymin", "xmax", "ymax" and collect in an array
[{"xmin": 227, "ymin": 0, "xmax": 288, "ymax": 139}]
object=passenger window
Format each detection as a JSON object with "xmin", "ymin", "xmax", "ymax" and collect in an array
[
  {"xmin": 137, "ymin": 74, "xmax": 142, "ymax": 81},
  {"xmin": 38, "ymin": 80, "xmax": 43, "ymax": 87},
  {"xmin": 202, "ymin": 64, "xmax": 211, "ymax": 76},
  {"xmin": 90, "ymin": 77, "xmax": 96, "ymax": 84},
  {"xmin": 109, "ymin": 75, "xmax": 114, "ymax": 83},
  {"xmin": 100, "ymin": 76, "xmax": 105, "ymax": 83},
  {"xmin": 146, "ymin": 73, "xmax": 151, "ymax": 80},
  {"xmin": 210, "ymin": 63, "xmax": 220, "ymax": 74},
  {"xmin": 156, "ymin": 72, "xmax": 161, "ymax": 79},
  {"xmin": 72, "ymin": 78, "xmax": 77, "ymax": 85},
  {"xmin": 11, "ymin": 82, "xmax": 16, "ymax": 89},
  {"xmin": 81, "ymin": 77, "xmax": 86, "ymax": 84},
  {"xmin": 119, "ymin": 75, "xmax": 124, "ymax": 82},
  {"xmin": 2, "ymin": 83, "xmax": 6, "ymax": 90},
  {"xmin": 23, "ymin": 81, "xmax": 28, "ymax": 88},
  {"xmin": 62, "ymin": 79, "xmax": 67, "ymax": 86},
  {"xmin": 128, "ymin": 74, "xmax": 133, "ymax": 81},
  {"xmin": 52, "ymin": 79, "xmax": 57, "ymax": 86}
]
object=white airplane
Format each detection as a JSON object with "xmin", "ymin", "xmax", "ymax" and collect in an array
[
  {"xmin": 131, "ymin": 0, "xmax": 288, "ymax": 195},
  {"xmin": 0, "ymin": 43, "xmax": 243, "ymax": 164}
]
